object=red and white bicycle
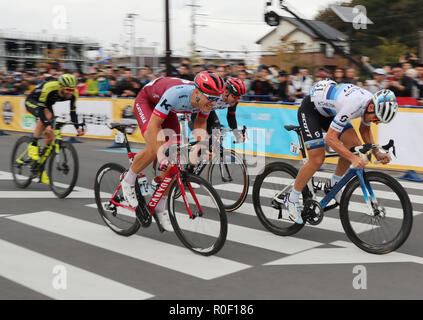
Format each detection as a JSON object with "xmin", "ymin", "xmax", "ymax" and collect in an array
[{"xmin": 94, "ymin": 122, "xmax": 227, "ymax": 256}]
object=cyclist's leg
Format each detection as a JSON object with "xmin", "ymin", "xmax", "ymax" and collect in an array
[
  {"xmin": 25, "ymin": 100, "xmax": 44, "ymax": 160},
  {"xmin": 42, "ymin": 107, "xmax": 54, "ymax": 145},
  {"xmin": 334, "ymin": 125, "xmax": 361, "ymax": 177},
  {"xmin": 294, "ymin": 96, "xmax": 326, "ymax": 193}
]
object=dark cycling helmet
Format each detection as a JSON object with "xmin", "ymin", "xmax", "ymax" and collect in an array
[
  {"xmin": 194, "ymin": 71, "xmax": 225, "ymax": 96},
  {"xmin": 58, "ymin": 74, "xmax": 77, "ymax": 88},
  {"xmin": 225, "ymin": 77, "xmax": 246, "ymax": 96}
]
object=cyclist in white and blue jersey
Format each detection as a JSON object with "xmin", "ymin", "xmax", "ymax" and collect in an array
[{"xmin": 285, "ymin": 79, "xmax": 399, "ymax": 224}]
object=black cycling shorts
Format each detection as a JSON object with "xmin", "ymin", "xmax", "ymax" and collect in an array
[
  {"xmin": 25, "ymin": 98, "xmax": 54, "ymax": 124},
  {"xmin": 298, "ymin": 95, "xmax": 353, "ymax": 151}
]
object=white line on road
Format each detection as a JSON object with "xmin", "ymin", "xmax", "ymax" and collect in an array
[
  {"xmin": 0, "ymin": 238, "xmax": 153, "ymax": 300},
  {"xmin": 264, "ymin": 240, "xmax": 423, "ymax": 266},
  {"xmin": 86, "ymin": 203, "xmax": 322, "ymax": 254},
  {"xmin": 7, "ymin": 211, "xmax": 250, "ymax": 280}
]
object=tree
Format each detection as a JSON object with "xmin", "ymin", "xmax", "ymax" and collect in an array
[{"xmin": 315, "ymin": 0, "xmax": 423, "ymax": 64}]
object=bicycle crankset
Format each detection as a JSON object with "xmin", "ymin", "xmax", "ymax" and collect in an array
[
  {"xmin": 136, "ymin": 203, "xmax": 152, "ymax": 228},
  {"xmin": 302, "ymin": 199, "xmax": 324, "ymax": 225}
]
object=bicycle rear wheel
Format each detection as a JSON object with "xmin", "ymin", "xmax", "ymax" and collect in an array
[
  {"xmin": 168, "ymin": 173, "xmax": 227, "ymax": 256},
  {"xmin": 48, "ymin": 141, "xmax": 79, "ymax": 198},
  {"xmin": 10, "ymin": 136, "xmax": 35, "ymax": 188},
  {"xmin": 207, "ymin": 149, "xmax": 249, "ymax": 212},
  {"xmin": 340, "ymin": 171, "xmax": 413, "ymax": 254},
  {"xmin": 252, "ymin": 162, "xmax": 310, "ymax": 236},
  {"xmin": 94, "ymin": 163, "xmax": 141, "ymax": 236}
]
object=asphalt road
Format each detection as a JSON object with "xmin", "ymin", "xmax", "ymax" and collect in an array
[{"xmin": 1, "ymin": 130, "xmax": 423, "ymax": 300}]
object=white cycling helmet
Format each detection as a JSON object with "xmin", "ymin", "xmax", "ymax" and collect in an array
[{"xmin": 372, "ymin": 89, "xmax": 398, "ymax": 123}]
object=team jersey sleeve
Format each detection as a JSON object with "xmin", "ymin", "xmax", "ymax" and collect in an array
[
  {"xmin": 227, "ymin": 104, "xmax": 237, "ymax": 129},
  {"xmin": 152, "ymin": 86, "xmax": 180, "ymax": 119},
  {"xmin": 330, "ymin": 102, "xmax": 360, "ymax": 132},
  {"xmin": 70, "ymin": 91, "xmax": 79, "ymax": 128}
]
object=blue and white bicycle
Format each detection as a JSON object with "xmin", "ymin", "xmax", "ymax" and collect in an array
[{"xmin": 252, "ymin": 125, "xmax": 413, "ymax": 254}]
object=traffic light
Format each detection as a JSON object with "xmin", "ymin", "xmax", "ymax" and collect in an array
[{"xmin": 264, "ymin": 10, "xmax": 280, "ymax": 26}]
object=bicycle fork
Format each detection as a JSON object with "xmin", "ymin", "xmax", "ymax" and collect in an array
[
  {"xmin": 356, "ymin": 170, "xmax": 383, "ymax": 217},
  {"xmin": 176, "ymin": 173, "xmax": 205, "ymax": 219}
]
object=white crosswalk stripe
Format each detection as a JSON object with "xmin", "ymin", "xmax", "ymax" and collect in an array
[
  {"xmin": 85, "ymin": 203, "xmax": 322, "ymax": 254},
  {"xmin": 7, "ymin": 211, "xmax": 250, "ymax": 280},
  {"xmin": 0, "ymin": 238, "xmax": 153, "ymax": 300},
  {"xmin": 1, "ymin": 168, "xmax": 422, "ymax": 299}
]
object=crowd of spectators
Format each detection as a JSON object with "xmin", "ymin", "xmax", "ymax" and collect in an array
[{"xmin": 1, "ymin": 54, "xmax": 422, "ymax": 105}]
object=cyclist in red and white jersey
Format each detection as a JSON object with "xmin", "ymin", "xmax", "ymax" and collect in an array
[{"xmin": 121, "ymin": 71, "xmax": 225, "ymax": 231}]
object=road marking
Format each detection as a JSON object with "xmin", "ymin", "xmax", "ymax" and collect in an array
[
  {"xmin": 0, "ymin": 171, "xmax": 13, "ymax": 180},
  {"xmin": 265, "ymin": 240, "xmax": 423, "ymax": 266},
  {"xmin": 0, "ymin": 238, "xmax": 153, "ymax": 300},
  {"xmin": 87, "ymin": 203, "xmax": 321, "ymax": 254},
  {"xmin": 7, "ymin": 211, "xmax": 250, "ymax": 280}
]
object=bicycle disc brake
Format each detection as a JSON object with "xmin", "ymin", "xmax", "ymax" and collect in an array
[{"xmin": 303, "ymin": 200, "xmax": 324, "ymax": 225}]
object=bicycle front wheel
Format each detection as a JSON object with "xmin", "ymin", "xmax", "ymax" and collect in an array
[
  {"xmin": 10, "ymin": 136, "xmax": 35, "ymax": 188},
  {"xmin": 168, "ymin": 173, "xmax": 227, "ymax": 256},
  {"xmin": 94, "ymin": 163, "xmax": 141, "ymax": 236},
  {"xmin": 48, "ymin": 141, "xmax": 79, "ymax": 198},
  {"xmin": 340, "ymin": 171, "xmax": 413, "ymax": 254},
  {"xmin": 207, "ymin": 149, "xmax": 249, "ymax": 212}
]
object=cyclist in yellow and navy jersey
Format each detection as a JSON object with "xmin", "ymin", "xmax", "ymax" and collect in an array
[{"xmin": 25, "ymin": 74, "xmax": 85, "ymax": 183}]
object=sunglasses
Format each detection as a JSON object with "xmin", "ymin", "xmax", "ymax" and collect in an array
[
  {"xmin": 202, "ymin": 93, "xmax": 221, "ymax": 102},
  {"xmin": 63, "ymin": 88, "xmax": 75, "ymax": 93},
  {"xmin": 367, "ymin": 111, "xmax": 380, "ymax": 123}
]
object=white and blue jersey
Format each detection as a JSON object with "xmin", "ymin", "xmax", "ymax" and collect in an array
[{"xmin": 310, "ymin": 80, "xmax": 373, "ymax": 132}]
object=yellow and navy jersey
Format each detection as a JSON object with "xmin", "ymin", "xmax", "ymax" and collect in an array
[{"xmin": 27, "ymin": 80, "xmax": 78, "ymax": 112}]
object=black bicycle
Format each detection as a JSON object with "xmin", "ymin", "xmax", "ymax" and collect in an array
[
  {"xmin": 155, "ymin": 115, "xmax": 249, "ymax": 212},
  {"xmin": 11, "ymin": 117, "xmax": 84, "ymax": 198},
  {"xmin": 252, "ymin": 125, "xmax": 413, "ymax": 254}
]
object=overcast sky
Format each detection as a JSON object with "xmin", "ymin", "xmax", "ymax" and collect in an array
[{"xmin": 0, "ymin": 0, "xmax": 344, "ymax": 60}]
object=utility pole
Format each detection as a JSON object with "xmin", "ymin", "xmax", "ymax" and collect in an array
[
  {"xmin": 186, "ymin": 0, "xmax": 207, "ymax": 58},
  {"xmin": 126, "ymin": 13, "xmax": 138, "ymax": 74},
  {"xmin": 165, "ymin": 0, "xmax": 172, "ymax": 75}
]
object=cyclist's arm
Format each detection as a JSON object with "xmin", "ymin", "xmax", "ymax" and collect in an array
[
  {"xmin": 226, "ymin": 105, "xmax": 237, "ymax": 130},
  {"xmin": 359, "ymin": 122, "xmax": 379, "ymax": 155},
  {"xmin": 70, "ymin": 91, "xmax": 80, "ymax": 129},
  {"xmin": 192, "ymin": 112, "xmax": 208, "ymax": 141},
  {"xmin": 325, "ymin": 128, "xmax": 357, "ymax": 162}
]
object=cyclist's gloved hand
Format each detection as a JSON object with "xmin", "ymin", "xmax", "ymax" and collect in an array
[
  {"xmin": 375, "ymin": 151, "xmax": 391, "ymax": 164},
  {"xmin": 158, "ymin": 157, "xmax": 169, "ymax": 171},
  {"xmin": 352, "ymin": 156, "xmax": 368, "ymax": 169},
  {"xmin": 76, "ymin": 128, "xmax": 85, "ymax": 136},
  {"xmin": 233, "ymin": 129, "xmax": 245, "ymax": 143}
]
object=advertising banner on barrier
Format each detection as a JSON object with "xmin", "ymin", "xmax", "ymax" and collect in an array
[
  {"xmin": 216, "ymin": 103, "xmax": 302, "ymax": 159},
  {"xmin": 378, "ymin": 108, "xmax": 423, "ymax": 170},
  {"xmin": 112, "ymin": 98, "xmax": 144, "ymax": 143},
  {"xmin": 53, "ymin": 99, "xmax": 113, "ymax": 137},
  {"xmin": 0, "ymin": 96, "xmax": 23, "ymax": 131},
  {"xmin": 1, "ymin": 95, "xmax": 421, "ymax": 172}
]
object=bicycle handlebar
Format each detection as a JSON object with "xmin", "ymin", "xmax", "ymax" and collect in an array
[{"xmin": 353, "ymin": 139, "xmax": 396, "ymax": 164}]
